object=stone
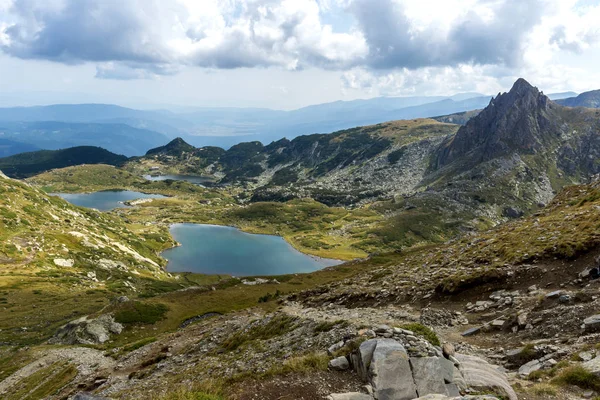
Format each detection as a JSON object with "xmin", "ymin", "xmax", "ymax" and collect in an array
[
  {"xmin": 369, "ymin": 339, "xmax": 417, "ymax": 400},
  {"xmin": 584, "ymin": 315, "xmax": 600, "ymax": 332},
  {"xmin": 518, "ymin": 359, "xmax": 541, "ymax": 377},
  {"xmin": 583, "ymin": 356, "xmax": 600, "ymax": 377},
  {"xmin": 517, "ymin": 313, "xmax": 528, "ymax": 328},
  {"xmin": 328, "ymin": 393, "xmax": 373, "ymax": 400},
  {"xmin": 53, "ymin": 258, "xmax": 75, "ymax": 268},
  {"xmin": 353, "ymin": 339, "xmax": 378, "ymax": 381},
  {"xmin": 456, "ymin": 354, "xmax": 518, "ymax": 400},
  {"xmin": 329, "ymin": 341, "xmax": 345, "ymax": 355},
  {"xmin": 330, "ymin": 356, "xmax": 350, "ymax": 371},
  {"xmin": 410, "ymin": 357, "xmax": 449, "ymax": 396},
  {"xmin": 490, "ymin": 319, "xmax": 506, "ymax": 329},
  {"xmin": 442, "ymin": 343, "xmax": 455, "ymax": 359},
  {"xmin": 461, "ymin": 327, "xmax": 481, "ymax": 337},
  {"xmin": 73, "ymin": 394, "xmax": 112, "ymax": 400},
  {"xmin": 558, "ymin": 294, "xmax": 572, "ymax": 303},
  {"xmin": 49, "ymin": 314, "xmax": 123, "ymax": 345},
  {"xmin": 580, "ymin": 351, "xmax": 595, "ymax": 362},
  {"xmin": 545, "ymin": 290, "xmax": 563, "ymax": 299}
]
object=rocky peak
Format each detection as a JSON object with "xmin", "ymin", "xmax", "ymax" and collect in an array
[
  {"xmin": 434, "ymin": 78, "xmax": 558, "ymax": 169},
  {"xmin": 146, "ymin": 137, "xmax": 196, "ymax": 157}
]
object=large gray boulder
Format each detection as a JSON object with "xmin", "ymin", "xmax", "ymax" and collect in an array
[
  {"xmin": 351, "ymin": 339, "xmax": 379, "ymax": 381},
  {"xmin": 50, "ymin": 314, "xmax": 123, "ymax": 345},
  {"xmin": 455, "ymin": 354, "xmax": 517, "ymax": 400},
  {"xmin": 369, "ymin": 339, "xmax": 418, "ymax": 400},
  {"xmin": 410, "ymin": 356, "xmax": 458, "ymax": 397}
]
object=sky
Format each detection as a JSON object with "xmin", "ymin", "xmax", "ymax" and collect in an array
[{"xmin": 0, "ymin": 0, "xmax": 599, "ymax": 110}]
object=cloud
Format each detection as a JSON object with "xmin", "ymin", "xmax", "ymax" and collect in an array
[
  {"xmin": 0, "ymin": 0, "xmax": 367, "ymax": 77},
  {"xmin": 95, "ymin": 62, "xmax": 181, "ymax": 80},
  {"xmin": 350, "ymin": 0, "xmax": 545, "ymax": 69},
  {"xmin": 0, "ymin": 0, "xmax": 599, "ymax": 93}
]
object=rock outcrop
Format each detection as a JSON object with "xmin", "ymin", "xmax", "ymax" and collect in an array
[
  {"xmin": 335, "ymin": 336, "xmax": 516, "ymax": 400},
  {"xmin": 49, "ymin": 314, "xmax": 123, "ymax": 345}
]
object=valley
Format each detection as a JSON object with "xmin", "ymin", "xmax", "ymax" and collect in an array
[{"xmin": 1, "ymin": 79, "xmax": 600, "ymax": 400}]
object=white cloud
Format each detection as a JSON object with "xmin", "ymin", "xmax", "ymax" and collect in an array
[{"xmin": 0, "ymin": 0, "xmax": 598, "ymax": 98}]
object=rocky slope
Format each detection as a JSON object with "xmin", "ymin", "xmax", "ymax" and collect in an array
[
  {"xmin": 2, "ymin": 180, "xmax": 600, "ymax": 399},
  {"xmin": 0, "ymin": 171, "xmax": 177, "ymax": 344}
]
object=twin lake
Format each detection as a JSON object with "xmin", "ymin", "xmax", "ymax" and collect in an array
[{"xmin": 54, "ymin": 189, "xmax": 342, "ymax": 276}]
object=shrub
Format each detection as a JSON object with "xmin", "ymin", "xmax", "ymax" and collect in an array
[
  {"xmin": 114, "ymin": 302, "xmax": 169, "ymax": 324},
  {"xmin": 552, "ymin": 366, "xmax": 600, "ymax": 391},
  {"xmin": 401, "ymin": 323, "xmax": 440, "ymax": 346},
  {"xmin": 314, "ymin": 319, "xmax": 349, "ymax": 333}
]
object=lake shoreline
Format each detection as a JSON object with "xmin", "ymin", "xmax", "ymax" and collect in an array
[{"xmin": 161, "ymin": 223, "xmax": 345, "ymax": 276}]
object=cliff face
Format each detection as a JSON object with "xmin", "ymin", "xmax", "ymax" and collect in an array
[{"xmin": 434, "ymin": 78, "xmax": 561, "ymax": 169}]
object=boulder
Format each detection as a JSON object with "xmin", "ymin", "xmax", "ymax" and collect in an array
[
  {"xmin": 583, "ymin": 356, "xmax": 600, "ymax": 377},
  {"xmin": 49, "ymin": 314, "xmax": 123, "ymax": 345},
  {"xmin": 455, "ymin": 354, "xmax": 517, "ymax": 400},
  {"xmin": 328, "ymin": 394, "xmax": 373, "ymax": 400},
  {"xmin": 368, "ymin": 339, "xmax": 417, "ymax": 400},
  {"xmin": 329, "ymin": 356, "xmax": 350, "ymax": 371},
  {"xmin": 73, "ymin": 394, "xmax": 112, "ymax": 400},
  {"xmin": 518, "ymin": 359, "xmax": 541, "ymax": 378},
  {"xmin": 53, "ymin": 258, "xmax": 75, "ymax": 268},
  {"xmin": 351, "ymin": 339, "xmax": 378, "ymax": 381},
  {"xmin": 442, "ymin": 343, "xmax": 455, "ymax": 359},
  {"xmin": 583, "ymin": 315, "xmax": 600, "ymax": 332},
  {"xmin": 410, "ymin": 357, "xmax": 452, "ymax": 397}
]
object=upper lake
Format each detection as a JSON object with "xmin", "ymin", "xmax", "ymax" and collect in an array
[
  {"xmin": 55, "ymin": 190, "xmax": 166, "ymax": 211},
  {"xmin": 162, "ymin": 223, "xmax": 343, "ymax": 276},
  {"xmin": 143, "ymin": 174, "xmax": 213, "ymax": 186}
]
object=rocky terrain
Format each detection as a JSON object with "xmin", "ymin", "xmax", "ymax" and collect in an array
[{"xmin": 2, "ymin": 78, "xmax": 600, "ymax": 399}]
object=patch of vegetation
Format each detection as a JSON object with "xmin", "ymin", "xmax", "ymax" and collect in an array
[
  {"xmin": 114, "ymin": 301, "xmax": 169, "ymax": 325},
  {"xmin": 314, "ymin": 319, "xmax": 349, "ymax": 333},
  {"xmin": 222, "ymin": 314, "xmax": 297, "ymax": 351},
  {"xmin": 552, "ymin": 366, "xmax": 600, "ymax": 391},
  {"xmin": 402, "ymin": 323, "xmax": 440, "ymax": 346}
]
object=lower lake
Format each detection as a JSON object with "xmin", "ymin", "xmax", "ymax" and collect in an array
[
  {"xmin": 162, "ymin": 223, "xmax": 343, "ymax": 276},
  {"xmin": 55, "ymin": 190, "xmax": 166, "ymax": 211},
  {"xmin": 143, "ymin": 174, "xmax": 213, "ymax": 186}
]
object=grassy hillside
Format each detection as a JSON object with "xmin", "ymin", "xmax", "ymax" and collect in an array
[
  {"xmin": 0, "ymin": 172, "xmax": 180, "ymax": 344},
  {"xmin": 0, "ymin": 147, "xmax": 128, "ymax": 179}
]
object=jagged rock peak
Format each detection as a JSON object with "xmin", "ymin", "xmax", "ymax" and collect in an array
[{"xmin": 434, "ymin": 78, "xmax": 558, "ymax": 169}]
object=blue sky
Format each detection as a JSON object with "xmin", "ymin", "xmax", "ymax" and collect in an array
[{"xmin": 0, "ymin": 0, "xmax": 599, "ymax": 109}]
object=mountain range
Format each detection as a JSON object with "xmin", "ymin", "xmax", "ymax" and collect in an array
[
  {"xmin": 121, "ymin": 78, "xmax": 600, "ymax": 249},
  {"xmin": 0, "ymin": 90, "xmax": 581, "ymax": 155}
]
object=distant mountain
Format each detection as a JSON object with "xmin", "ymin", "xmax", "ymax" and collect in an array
[
  {"xmin": 0, "ymin": 90, "xmax": 584, "ymax": 152},
  {"xmin": 556, "ymin": 90, "xmax": 600, "ymax": 108},
  {"xmin": 547, "ymin": 91, "xmax": 578, "ymax": 100},
  {"xmin": 0, "ymin": 138, "xmax": 39, "ymax": 158},
  {"xmin": 146, "ymin": 137, "xmax": 197, "ymax": 156},
  {"xmin": 0, "ymin": 146, "xmax": 128, "ymax": 178},
  {"xmin": 0, "ymin": 121, "xmax": 169, "ymax": 157}
]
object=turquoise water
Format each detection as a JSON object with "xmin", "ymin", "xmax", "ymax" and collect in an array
[
  {"xmin": 162, "ymin": 223, "xmax": 343, "ymax": 276},
  {"xmin": 55, "ymin": 190, "xmax": 166, "ymax": 211},
  {"xmin": 143, "ymin": 174, "xmax": 212, "ymax": 186}
]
